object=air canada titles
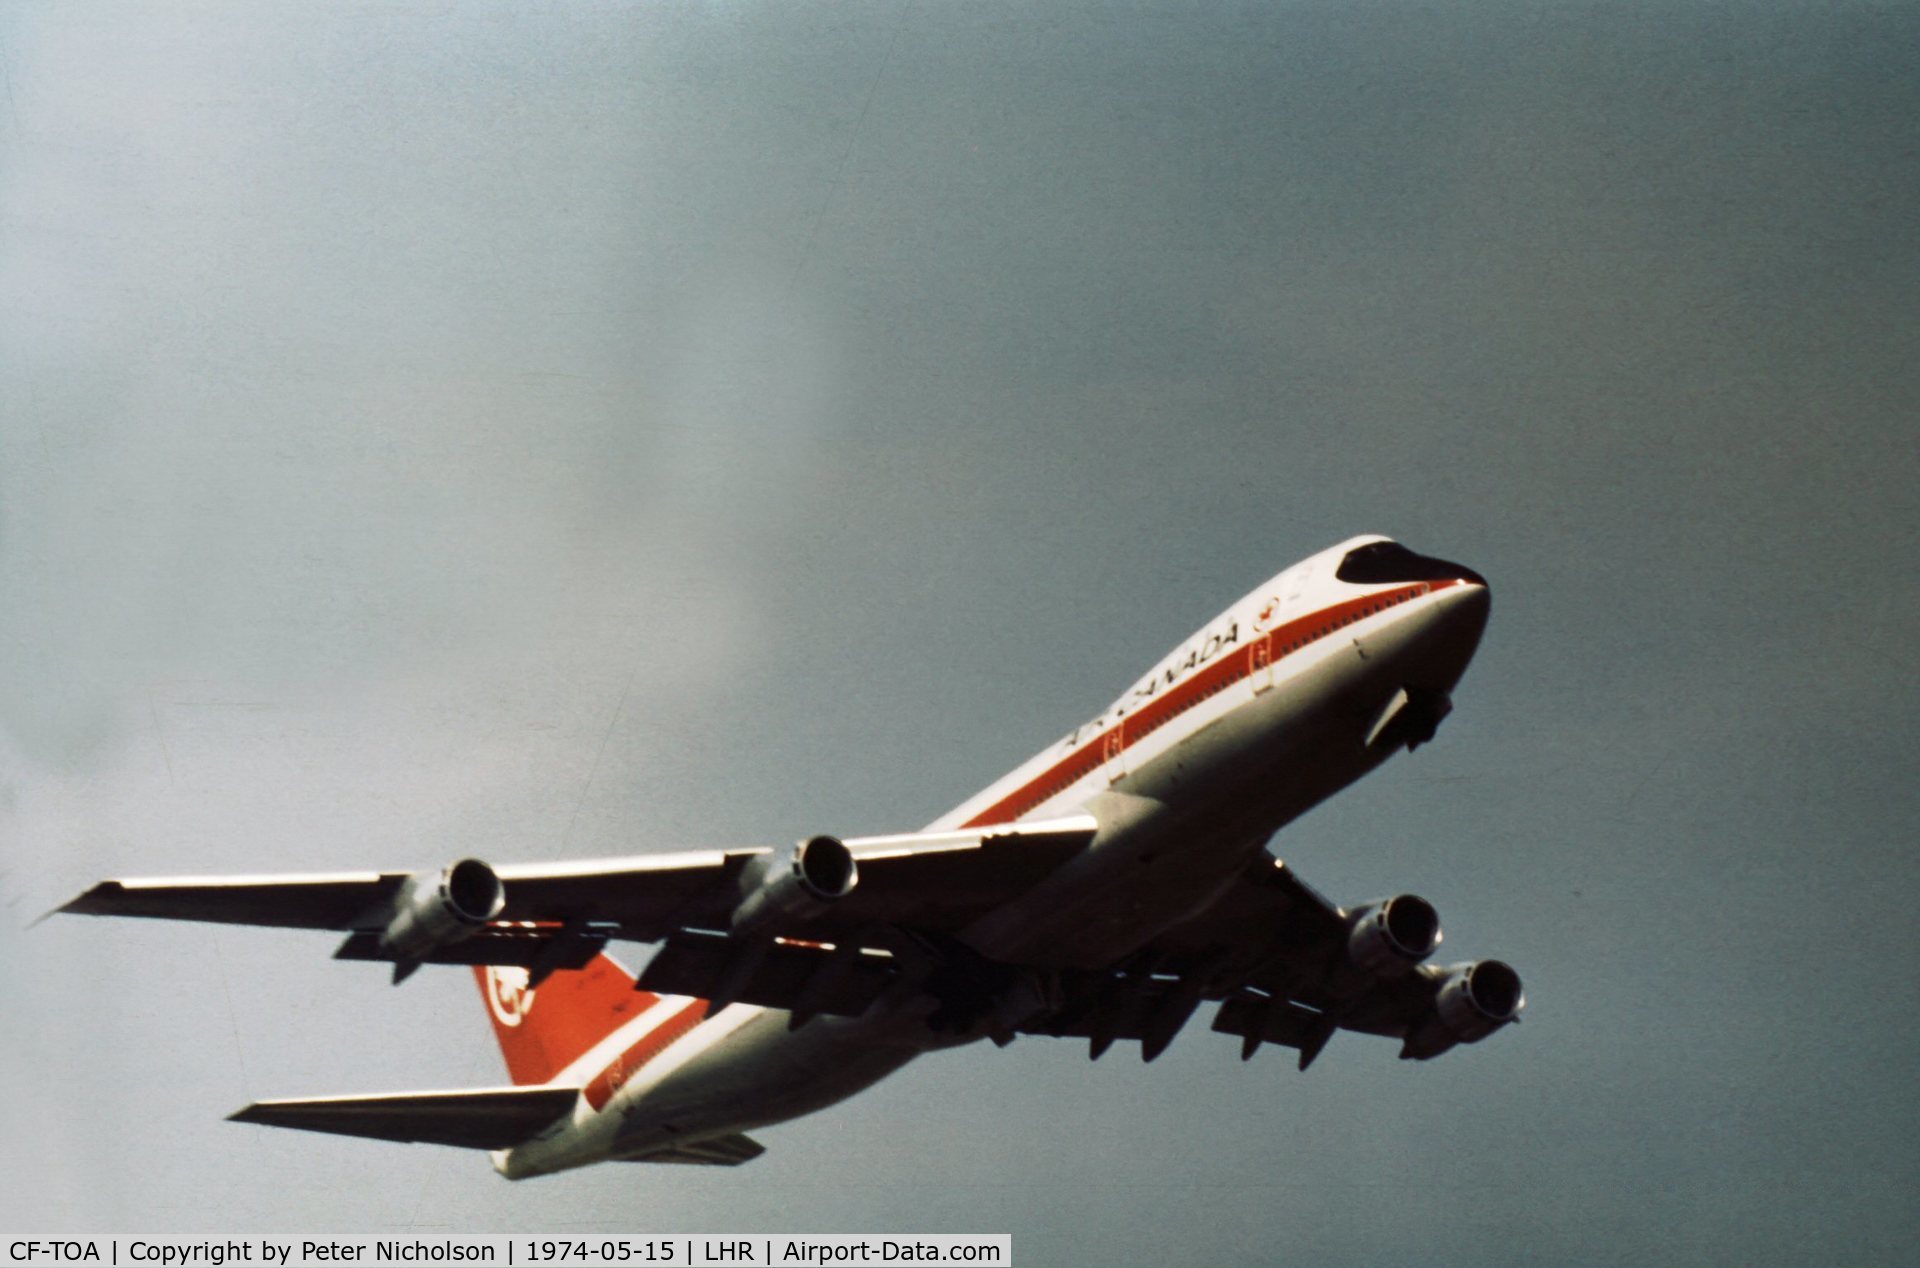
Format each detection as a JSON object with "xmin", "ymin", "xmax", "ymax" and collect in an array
[{"xmin": 1062, "ymin": 617, "xmax": 1241, "ymax": 748}]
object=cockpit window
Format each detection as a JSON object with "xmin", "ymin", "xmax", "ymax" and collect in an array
[{"xmin": 1336, "ymin": 541, "xmax": 1486, "ymax": 587}]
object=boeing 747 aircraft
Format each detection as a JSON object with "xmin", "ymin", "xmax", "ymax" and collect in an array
[{"xmin": 60, "ymin": 535, "xmax": 1522, "ymax": 1177}]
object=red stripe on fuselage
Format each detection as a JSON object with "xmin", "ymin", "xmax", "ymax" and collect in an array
[
  {"xmin": 572, "ymin": 583, "xmax": 1463, "ymax": 1107},
  {"xmin": 959, "ymin": 582, "xmax": 1454, "ymax": 828},
  {"xmin": 582, "ymin": 1000, "xmax": 711, "ymax": 1112}
]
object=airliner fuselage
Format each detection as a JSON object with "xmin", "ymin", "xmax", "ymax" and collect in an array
[{"xmin": 494, "ymin": 534, "xmax": 1492, "ymax": 1178}]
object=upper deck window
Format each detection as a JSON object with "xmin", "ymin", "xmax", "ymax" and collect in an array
[{"xmin": 1335, "ymin": 541, "xmax": 1486, "ymax": 587}]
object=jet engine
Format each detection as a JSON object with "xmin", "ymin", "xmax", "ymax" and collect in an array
[
  {"xmin": 732, "ymin": 835, "xmax": 859, "ymax": 934},
  {"xmin": 1400, "ymin": 959, "xmax": 1525, "ymax": 1059},
  {"xmin": 1345, "ymin": 894, "xmax": 1442, "ymax": 976},
  {"xmin": 377, "ymin": 858, "xmax": 506, "ymax": 962}
]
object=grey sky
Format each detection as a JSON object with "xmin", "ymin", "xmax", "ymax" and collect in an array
[{"xmin": 3, "ymin": 1, "xmax": 1916, "ymax": 1262}]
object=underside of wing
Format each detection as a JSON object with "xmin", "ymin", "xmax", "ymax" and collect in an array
[
  {"xmin": 1018, "ymin": 853, "xmax": 1524, "ymax": 1066},
  {"xmin": 636, "ymin": 930, "xmax": 897, "ymax": 1018},
  {"xmin": 228, "ymin": 1086, "xmax": 580, "ymax": 1150}
]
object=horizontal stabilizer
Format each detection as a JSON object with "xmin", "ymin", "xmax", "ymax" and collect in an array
[
  {"xmin": 620, "ymin": 1132, "xmax": 766, "ymax": 1166},
  {"xmin": 229, "ymin": 1086, "xmax": 580, "ymax": 1150}
]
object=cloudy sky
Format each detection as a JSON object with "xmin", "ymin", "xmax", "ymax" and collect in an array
[{"xmin": 3, "ymin": 1, "xmax": 1915, "ymax": 1262}]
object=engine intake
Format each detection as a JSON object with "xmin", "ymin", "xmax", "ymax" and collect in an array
[
  {"xmin": 732, "ymin": 835, "xmax": 859, "ymax": 934},
  {"xmin": 1345, "ymin": 894, "xmax": 1442, "ymax": 976},
  {"xmin": 1401, "ymin": 959, "xmax": 1526, "ymax": 1059},
  {"xmin": 378, "ymin": 858, "xmax": 505, "ymax": 962}
]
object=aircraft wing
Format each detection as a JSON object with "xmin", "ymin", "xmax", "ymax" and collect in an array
[
  {"xmin": 57, "ymin": 827, "xmax": 1518, "ymax": 1060},
  {"xmin": 1018, "ymin": 854, "xmax": 1524, "ymax": 1065},
  {"xmin": 228, "ymin": 1088, "xmax": 766, "ymax": 1163},
  {"xmin": 498, "ymin": 815, "xmax": 1098, "ymax": 939},
  {"xmin": 57, "ymin": 816, "xmax": 1099, "ymax": 980},
  {"xmin": 228, "ymin": 1086, "xmax": 581, "ymax": 1150},
  {"xmin": 59, "ymin": 870, "xmax": 413, "ymax": 929}
]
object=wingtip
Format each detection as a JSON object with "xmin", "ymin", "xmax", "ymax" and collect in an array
[{"xmin": 32, "ymin": 883, "xmax": 116, "ymax": 927}]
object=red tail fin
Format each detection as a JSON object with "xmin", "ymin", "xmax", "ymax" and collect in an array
[{"xmin": 474, "ymin": 955, "xmax": 659, "ymax": 1086}]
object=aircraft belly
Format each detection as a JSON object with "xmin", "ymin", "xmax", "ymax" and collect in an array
[
  {"xmin": 962, "ymin": 637, "xmax": 1411, "ymax": 969},
  {"xmin": 608, "ymin": 1009, "xmax": 926, "ymax": 1157}
]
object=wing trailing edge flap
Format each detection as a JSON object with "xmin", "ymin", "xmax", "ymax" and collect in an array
[
  {"xmin": 332, "ymin": 920, "xmax": 620, "ymax": 982},
  {"xmin": 1028, "ymin": 977, "xmax": 1341, "ymax": 1067},
  {"xmin": 228, "ymin": 1086, "xmax": 581, "ymax": 1150},
  {"xmin": 1012, "ymin": 854, "xmax": 1373, "ymax": 1065},
  {"xmin": 637, "ymin": 929, "xmax": 897, "ymax": 1018},
  {"xmin": 1211, "ymin": 993, "xmax": 1341, "ymax": 1068},
  {"xmin": 842, "ymin": 815, "xmax": 1098, "ymax": 860}
]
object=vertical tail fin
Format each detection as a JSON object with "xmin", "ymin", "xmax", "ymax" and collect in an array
[{"xmin": 474, "ymin": 955, "xmax": 660, "ymax": 1086}]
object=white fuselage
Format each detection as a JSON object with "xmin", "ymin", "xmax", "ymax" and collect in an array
[{"xmin": 495, "ymin": 535, "xmax": 1491, "ymax": 1178}]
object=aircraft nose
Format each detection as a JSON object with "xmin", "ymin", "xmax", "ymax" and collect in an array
[
  {"xmin": 1430, "ymin": 575, "xmax": 1491, "ymax": 662},
  {"xmin": 1373, "ymin": 572, "xmax": 1488, "ymax": 690},
  {"xmin": 1440, "ymin": 570, "xmax": 1490, "ymax": 615}
]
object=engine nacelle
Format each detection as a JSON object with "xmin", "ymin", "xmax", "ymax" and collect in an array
[
  {"xmin": 1345, "ymin": 894, "xmax": 1442, "ymax": 976},
  {"xmin": 732, "ymin": 835, "xmax": 859, "ymax": 934},
  {"xmin": 378, "ymin": 858, "xmax": 505, "ymax": 962},
  {"xmin": 1400, "ymin": 959, "xmax": 1526, "ymax": 1059}
]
